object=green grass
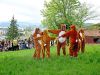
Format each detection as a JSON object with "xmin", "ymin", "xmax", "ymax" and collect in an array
[{"xmin": 0, "ymin": 44, "xmax": 100, "ymax": 75}]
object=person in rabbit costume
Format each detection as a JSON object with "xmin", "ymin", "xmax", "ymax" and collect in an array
[
  {"xmin": 33, "ymin": 28, "xmax": 42, "ymax": 59},
  {"xmin": 78, "ymin": 29, "xmax": 85, "ymax": 53},
  {"xmin": 40, "ymin": 30, "xmax": 55, "ymax": 58},
  {"xmin": 48, "ymin": 24, "xmax": 67, "ymax": 56}
]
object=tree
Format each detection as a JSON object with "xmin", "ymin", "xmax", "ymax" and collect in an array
[
  {"xmin": 41, "ymin": 0, "xmax": 97, "ymax": 29},
  {"xmin": 6, "ymin": 16, "xmax": 19, "ymax": 40}
]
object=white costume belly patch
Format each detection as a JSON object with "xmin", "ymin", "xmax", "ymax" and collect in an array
[
  {"xmin": 37, "ymin": 34, "xmax": 42, "ymax": 44},
  {"xmin": 79, "ymin": 33, "xmax": 84, "ymax": 40},
  {"xmin": 80, "ymin": 33, "xmax": 82, "ymax": 37},
  {"xmin": 58, "ymin": 31, "xmax": 66, "ymax": 43}
]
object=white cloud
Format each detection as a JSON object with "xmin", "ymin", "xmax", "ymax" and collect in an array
[
  {"xmin": 0, "ymin": 0, "xmax": 100, "ymax": 24},
  {"xmin": 0, "ymin": 0, "xmax": 44, "ymax": 23}
]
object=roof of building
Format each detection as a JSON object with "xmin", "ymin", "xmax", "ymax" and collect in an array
[{"xmin": 84, "ymin": 29, "xmax": 100, "ymax": 37}]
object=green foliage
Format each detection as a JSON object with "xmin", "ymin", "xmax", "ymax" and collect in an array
[
  {"xmin": 0, "ymin": 44, "xmax": 100, "ymax": 75},
  {"xmin": 41, "ymin": 0, "xmax": 97, "ymax": 29},
  {"xmin": 6, "ymin": 16, "xmax": 19, "ymax": 40}
]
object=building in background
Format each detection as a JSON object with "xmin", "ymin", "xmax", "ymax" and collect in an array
[
  {"xmin": 0, "ymin": 27, "xmax": 7, "ymax": 40},
  {"xmin": 85, "ymin": 29, "xmax": 100, "ymax": 44}
]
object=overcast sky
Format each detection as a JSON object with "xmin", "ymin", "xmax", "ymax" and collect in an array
[{"xmin": 0, "ymin": 0, "xmax": 100, "ymax": 24}]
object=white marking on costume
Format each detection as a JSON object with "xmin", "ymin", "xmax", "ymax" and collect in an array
[
  {"xmin": 76, "ymin": 39, "xmax": 78, "ymax": 42},
  {"xmin": 58, "ymin": 31, "xmax": 66, "ymax": 43},
  {"xmin": 37, "ymin": 34, "xmax": 42, "ymax": 44},
  {"xmin": 44, "ymin": 44, "xmax": 46, "ymax": 46},
  {"xmin": 80, "ymin": 32, "xmax": 84, "ymax": 40},
  {"xmin": 37, "ymin": 34, "xmax": 41, "ymax": 37},
  {"xmin": 80, "ymin": 33, "xmax": 82, "ymax": 37}
]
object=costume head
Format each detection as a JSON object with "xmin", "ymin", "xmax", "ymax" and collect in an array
[
  {"xmin": 60, "ymin": 24, "xmax": 66, "ymax": 31},
  {"xmin": 70, "ymin": 25, "xmax": 76, "ymax": 30},
  {"xmin": 79, "ymin": 29, "xmax": 84, "ymax": 33},
  {"xmin": 43, "ymin": 30, "xmax": 48, "ymax": 35},
  {"xmin": 35, "ymin": 28, "xmax": 40, "ymax": 34}
]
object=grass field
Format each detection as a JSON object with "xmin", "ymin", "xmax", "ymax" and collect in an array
[{"xmin": 0, "ymin": 44, "xmax": 100, "ymax": 75}]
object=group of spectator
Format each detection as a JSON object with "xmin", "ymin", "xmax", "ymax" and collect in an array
[{"xmin": 0, "ymin": 38, "xmax": 34, "ymax": 52}]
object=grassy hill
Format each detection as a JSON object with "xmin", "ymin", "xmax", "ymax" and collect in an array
[
  {"xmin": 0, "ymin": 22, "xmax": 41, "ymax": 29},
  {"xmin": 0, "ymin": 44, "xmax": 100, "ymax": 75},
  {"xmin": 85, "ymin": 23, "xmax": 100, "ymax": 30}
]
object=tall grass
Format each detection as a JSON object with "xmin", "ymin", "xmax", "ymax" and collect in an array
[{"xmin": 0, "ymin": 44, "xmax": 100, "ymax": 75}]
